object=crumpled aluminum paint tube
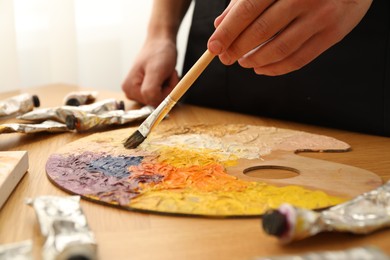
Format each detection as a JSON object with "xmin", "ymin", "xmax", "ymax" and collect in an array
[
  {"xmin": 0, "ymin": 120, "xmax": 69, "ymax": 134},
  {"xmin": 0, "ymin": 93, "xmax": 40, "ymax": 118},
  {"xmin": 251, "ymin": 246, "xmax": 390, "ymax": 260},
  {"xmin": 17, "ymin": 98, "xmax": 124, "ymax": 123},
  {"xmin": 261, "ymin": 181, "xmax": 390, "ymax": 244},
  {"xmin": 65, "ymin": 106, "xmax": 154, "ymax": 131},
  {"xmin": 26, "ymin": 195, "xmax": 97, "ymax": 260},
  {"xmin": 63, "ymin": 91, "xmax": 99, "ymax": 106},
  {"xmin": 0, "ymin": 240, "xmax": 33, "ymax": 260}
]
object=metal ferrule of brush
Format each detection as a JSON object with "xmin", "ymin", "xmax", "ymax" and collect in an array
[{"xmin": 138, "ymin": 95, "xmax": 176, "ymax": 137}]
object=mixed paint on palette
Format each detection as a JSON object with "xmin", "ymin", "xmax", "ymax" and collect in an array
[{"xmin": 46, "ymin": 124, "xmax": 350, "ymax": 217}]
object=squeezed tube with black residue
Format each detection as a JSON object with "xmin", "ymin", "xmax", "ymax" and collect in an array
[
  {"xmin": 18, "ymin": 98, "xmax": 124, "ymax": 123},
  {"xmin": 66, "ymin": 106, "xmax": 154, "ymax": 131},
  {"xmin": 262, "ymin": 181, "xmax": 390, "ymax": 244},
  {"xmin": 0, "ymin": 120, "xmax": 70, "ymax": 134},
  {"xmin": 0, "ymin": 93, "xmax": 40, "ymax": 118},
  {"xmin": 26, "ymin": 195, "xmax": 98, "ymax": 260}
]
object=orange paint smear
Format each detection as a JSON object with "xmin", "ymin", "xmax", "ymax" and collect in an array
[{"xmin": 129, "ymin": 162, "xmax": 247, "ymax": 192}]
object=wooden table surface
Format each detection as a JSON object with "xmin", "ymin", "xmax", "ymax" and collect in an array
[{"xmin": 1, "ymin": 84, "xmax": 389, "ymax": 260}]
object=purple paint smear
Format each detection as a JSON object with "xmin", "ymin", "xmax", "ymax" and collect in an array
[{"xmin": 46, "ymin": 151, "xmax": 163, "ymax": 206}]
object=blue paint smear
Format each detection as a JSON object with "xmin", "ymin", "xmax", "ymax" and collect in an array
[{"xmin": 87, "ymin": 155, "xmax": 143, "ymax": 179}]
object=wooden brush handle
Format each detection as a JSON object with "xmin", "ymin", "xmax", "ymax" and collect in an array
[{"xmin": 169, "ymin": 49, "xmax": 215, "ymax": 102}]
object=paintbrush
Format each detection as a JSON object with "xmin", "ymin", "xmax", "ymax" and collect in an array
[{"xmin": 123, "ymin": 49, "xmax": 215, "ymax": 149}]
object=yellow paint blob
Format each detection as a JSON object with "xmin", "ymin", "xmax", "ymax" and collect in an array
[{"xmin": 130, "ymin": 183, "xmax": 345, "ymax": 216}]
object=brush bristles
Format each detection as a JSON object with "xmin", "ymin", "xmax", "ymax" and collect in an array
[{"xmin": 123, "ymin": 130, "xmax": 146, "ymax": 149}]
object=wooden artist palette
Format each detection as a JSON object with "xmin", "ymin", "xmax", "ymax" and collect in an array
[{"xmin": 46, "ymin": 124, "xmax": 382, "ymax": 217}]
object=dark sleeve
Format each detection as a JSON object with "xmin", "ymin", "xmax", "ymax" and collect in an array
[{"xmin": 183, "ymin": 0, "xmax": 390, "ymax": 136}]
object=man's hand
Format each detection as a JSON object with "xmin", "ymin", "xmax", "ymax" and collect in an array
[
  {"xmin": 122, "ymin": 39, "xmax": 179, "ymax": 107},
  {"xmin": 208, "ymin": 0, "xmax": 373, "ymax": 75}
]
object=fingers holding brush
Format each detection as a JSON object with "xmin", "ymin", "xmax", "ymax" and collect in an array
[
  {"xmin": 208, "ymin": 0, "xmax": 373, "ymax": 75},
  {"xmin": 208, "ymin": 0, "xmax": 279, "ymax": 65}
]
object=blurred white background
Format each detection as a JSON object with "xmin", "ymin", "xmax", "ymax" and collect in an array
[{"xmin": 0, "ymin": 0, "xmax": 194, "ymax": 93}]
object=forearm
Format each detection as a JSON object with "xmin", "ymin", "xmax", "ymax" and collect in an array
[{"xmin": 147, "ymin": 0, "xmax": 192, "ymax": 42}]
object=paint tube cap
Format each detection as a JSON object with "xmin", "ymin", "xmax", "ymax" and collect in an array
[
  {"xmin": 57, "ymin": 243, "xmax": 97, "ymax": 260},
  {"xmin": 262, "ymin": 210, "xmax": 288, "ymax": 237},
  {"xmin": 66, "ymin": 98, "xmax": 81, "ymax": 106},
  {"xmin": 32, "ymin": 95, "xmax": 40, "ymax": 107},
  {"xmin": 66, "ymin": 115, "xmax": 78, "ymax": 130},
  {"xmin": 117, "ymin": 100, "xmax": 125, "ymax": 110}
]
